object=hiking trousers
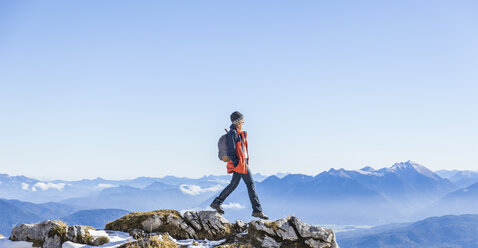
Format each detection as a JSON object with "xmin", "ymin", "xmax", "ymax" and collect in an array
[{"xmin": 213, "ymin": 167, "xmax": 263, "ymax": 213}]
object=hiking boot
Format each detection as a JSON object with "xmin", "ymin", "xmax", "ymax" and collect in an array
[
  {"xmin": 252, "ymin": 211, "xmax": 269, "ymax": 220},
  {"xmin": 210, "ymin": 202, "xmax": 225, "ymax": 214}
]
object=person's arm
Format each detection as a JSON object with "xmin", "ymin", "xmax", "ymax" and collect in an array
[{"xmin": 227, "ymin": 131, "xmax": 239, "ymax": 166}]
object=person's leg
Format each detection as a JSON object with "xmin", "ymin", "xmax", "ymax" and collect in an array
[
  {"xmin": 213, "ymin": 172, "xmax": 241, "ymax": 205},
  {"xmin": 241, "ymin": 168, "xmax": 263, "ymax": 213}
]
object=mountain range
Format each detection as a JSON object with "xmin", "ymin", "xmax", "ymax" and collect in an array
[{"xmin": 2, "ymin": 161, "xmax": 478, "ymax": 234}]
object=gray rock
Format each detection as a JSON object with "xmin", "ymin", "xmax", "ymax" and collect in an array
[
  {"xmin": 183, "ymin": 211, "xmax": 202, "ymax": 231},
  {"xmin": 10, "ymin": 220, "xmax": 65, "ymax": 244},
  {"xmin": 141, "ymin": 214, "xmax": 163, "ymax": 232},
  {"xmin": 249, "ymin": 220, "xmax": 276, "ymax": 236},
  {"xmin": 291, "ymin": 216, "xmax": 334, "ymax": 243},
  {"xmin": 305, "ymin": 238, "xmax": 329, "ymax": 248},
  {"xmin": 10, "ymin": 220, "xmax": 67, "ymax": 248},
  {"xmin": 183, "ymin": 210, "xmax": 233, "ymax": 239},
  {"xmin": 261, "ymin": 236, "xmax": 281, "ymax": 248},
  {"xmin": 66, "ymin": 225, "xmax": 92, "ymax": 244},
  {"xmin": 234, "ymin": 220, "xmax": 247, "ymax": 233},
  {"xmin": 273, "ymin": 218, "xmax": 298, "ymax": 241},
  {"xmin": 43, "ymin": 235, "xmax": 62, "ymax": 248}
]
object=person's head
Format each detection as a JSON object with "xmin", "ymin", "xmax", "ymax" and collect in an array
[{"xmin": 230, "ymin": 111, "xmax": 244, "ymax": 130}]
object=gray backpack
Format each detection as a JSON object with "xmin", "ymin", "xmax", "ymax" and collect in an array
[{"xmin": 218, "ymin": 129, "xmax": 229, "ymax": 162}]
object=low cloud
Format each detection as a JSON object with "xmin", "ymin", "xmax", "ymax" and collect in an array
[
  {"xmin": 21, "ymin": 183, "xmax": 29, "ymax": 190},
  {"xmin": 32, "ymin": 182, "xmax": 67, "ymax": 191},
  {"xmin": 222, "ymin": 202, "xmax": 245, "ymax": 209},
  {"xmin": 179, "ymin": 184, "xmax": 222, "ymax": 196}
]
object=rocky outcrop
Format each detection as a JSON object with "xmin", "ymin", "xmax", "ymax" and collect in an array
[
  {"xmin": 9, "ymin": 209, "xmax": 338, "ymax": 248},
  {"xmin": 9, "ymin": 220, "xmax": 109, "ymax": 248},
  {"xmin": 106, "ymin": 209, "xmax": 339, "ymax": 248}
]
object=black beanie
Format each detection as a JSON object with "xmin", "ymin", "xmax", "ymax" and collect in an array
[{"xmin": 230, "ymin": 111, "xmax": 244, "ymax": 124}]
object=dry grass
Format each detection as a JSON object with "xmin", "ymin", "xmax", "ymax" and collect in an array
[
  {"xmin": 118, "ymin": 234, "xmax": 178, "ymax": 248},
  {"xmin": 105, "ymin": 209, "xmax": 181, "ymax": 232}
]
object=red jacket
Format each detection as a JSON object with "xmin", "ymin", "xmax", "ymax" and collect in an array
[{"xmin": 226, "ymin": 124, "xmax": 249, "ymax": 174}]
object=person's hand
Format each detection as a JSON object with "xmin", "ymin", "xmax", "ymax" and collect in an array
[{"xmin": 221, "ymin": 155, "xmax": 230, "ymax": 162}]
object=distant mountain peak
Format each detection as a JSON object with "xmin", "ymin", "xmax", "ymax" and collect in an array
[
  {"xmin": 327, "ymin": 168, "xmax": 351, "ymax": 178},
  {"xmin": 390, "ymin": 161, "xmax": 438, "ymax": 179},
  {"xmin": 360, "ymin": 166, "xmax": 375, "ymax": 172}
]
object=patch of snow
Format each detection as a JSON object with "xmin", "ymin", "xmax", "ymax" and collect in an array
[
  {"xmin": 0, "ymin": 237, "xmax": 33, "ymax": 248},
  {"xmin": 222, "ymin": 202, "xmax": 245, "ymax": 209},
  {"xmin": 179, "ymin": 184, "xmax": 222, "ymax": 196},
  {"xmin": 96, "ymin": 184, "xmax": 118, "ymax": 190},
  {"xmin": 173, "ymin": 237, "xmax": 226, "ymax": 248},
  {"xmin": 62, "ymin": 230, "xmax": 133, "ymax": 248},
  {"xmin": 355, "ymin": 169, "xmax": 376, "ymax": 176},
  {"xmin": 21, "ymin": 183, "xmax": 29, "ymax": 190}
]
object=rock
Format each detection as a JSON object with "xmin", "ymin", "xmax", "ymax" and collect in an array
[
  {"xmin": 291, "ymin": 216, "xmax": 338, "ymax": 247},
  {"xmin": 305, "ymin": 238, "xmax": 329, "ymax": 248},
  {"xmin": 272, "ymin": 218, "xmax": 298, "ymax": 241},
  {"xmin": 183, "ymin": 210, "xmax": 234, "ymax": 240},
  {"xmin": 10, "ymin": 220, "xmax": 67, "ymax": 248},
  {"xmin": 10, "ymin": 210, "xmax": 340, "ymax": 248},
  {"xmin": 66, "ymin": 225, "xmax": 95, "ymax": 244},
  {"xmin": 92, "ymin": 235, "xmax": 110, "ymax": 246},
  {"xmin": 261, "ymin": 236, "xmax": 281, "ymax": 248},
  {"xmin": 291, "ymin": 216, "xmax": 333, "ymax": 242},
  {"xmin": 105, "ymin": 209, "xmax": 195, "ymax": 239},
  {"xmin": 247, "ymin": 217, "xmax": 339, "ymax": 248},
  {"xmin": 9, "ymin": 220, "xmax": 107, "ymax": 248},
  {"xmin": 233, "ymin": 220, "xmax": 247, "ymax": 233}
]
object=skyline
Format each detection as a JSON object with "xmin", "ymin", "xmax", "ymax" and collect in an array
[
  {"xmin": 0, "ymin": 160, "xmax": 471, "ymax": 182},
  {"xmin": 1, "ymin": 0, "xmax": 477, "ymax": 180}
]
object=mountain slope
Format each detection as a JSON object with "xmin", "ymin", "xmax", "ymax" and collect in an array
[
  {"xmin": 60, "ymin": 209, "xmax": 130, "ymax": 229},
  {"xmin": 0, "ymin": 199, "xmax": 41, "ymax": 235},
  {"xmin": 338, "ymin": 214, "xmax": 478, "ymax": 248}
]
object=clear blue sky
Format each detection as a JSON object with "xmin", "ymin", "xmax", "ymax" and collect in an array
[{"xmin": 1, "ymin": 0, "xmax": 477, "ymax": 180}]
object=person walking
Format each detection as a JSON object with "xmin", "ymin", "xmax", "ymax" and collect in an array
[{"xmin": 210, "ymin": 111, "xmax": 269, "ymax": 220}]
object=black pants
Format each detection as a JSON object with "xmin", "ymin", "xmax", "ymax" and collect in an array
[{"xmin": 213, "ymin": 167, "xmax": 263, "ymax": 213}]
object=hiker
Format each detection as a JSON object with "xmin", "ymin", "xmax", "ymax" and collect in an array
[{"xmin": 210, "ymin": 111, "xmax": 269, "ymax": 220}]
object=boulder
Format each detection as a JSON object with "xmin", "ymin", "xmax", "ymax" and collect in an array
[
  {"xmin": 106, "ymin": 209, "xmax": 235, "ymax": 240},
  {"xmin": 9, "ymin": 220, "xmax": 106, "ymax": 248},
  {"xmin": 10, "ymin": 220, "xmax": 67, "ymax": 248},
  {"xmin": 105, "ymin": 209, "xmax": 196, "ymax": 239},
  {"xmin": 183, "ymin": 210, "xmax": 234, "ymax": 240},
  {"xmin": 247, "ymin": 217, "xmax": 339, "ymax": 248}
]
